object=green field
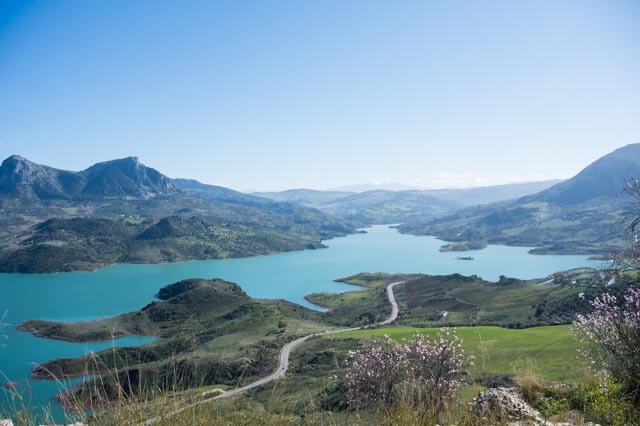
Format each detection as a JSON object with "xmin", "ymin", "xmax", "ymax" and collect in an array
[{"xmin": 339, "ymin": 325, "xmax": 587, "ymax": 383}]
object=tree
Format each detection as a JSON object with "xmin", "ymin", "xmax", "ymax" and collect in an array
[
  {"xmin": 344, "ymin": 329, "xmax": 466, "ymax": 420},
  {"xmin": 612, "ymin": 177, "xmax": 640, "ymax": 271},
  {"xmin": 573, "ymin": 287, "xmax": 640, "ymax": 402}
]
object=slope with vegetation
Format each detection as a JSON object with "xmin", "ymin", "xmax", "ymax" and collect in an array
[
  {"xmin": 398, "ymin": 144, "xmax": 640, "ymax": 254},
  {"xmin": 11, "ymin": 267, "xmax": 639, "ymax": 425},
  {"xmin": 0, "ymin": 155, "xmax": 358, "ymax": 272},
  {"xmin": 19, "ymin": 278, "xmax": 330, "ymax": 409},
  {"xmin": 255, "ymin": 180, "xmax": 560, "ymax": 225}
]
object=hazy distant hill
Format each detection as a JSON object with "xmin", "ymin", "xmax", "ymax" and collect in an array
[
  {"xmin": 173, "ymin": 178, "xmax": 264, "ymax": 204},
  {"xmin": 255, "ymin": 180, "xmax": 562, "ymax": 224},
  {"xmin": 253, "ymin": 188, "xmax": 354, "ymax": 206},
  {"xmin": 257, "ymin": 188, "xmax": 461, "ymax": 223},
  {"xmin": 420, "ymin": 180, "xmax": 563, "ymax": 205},
  {"xmin": 398, "ymin": 144, "xmax": 640, "ymax": 254},
  {"xmin": 0, "ymin": 156, "xmax": 357, "ymax": 272},
  {"xmin": 328, "ymin": 182, "xmax": 425, "ymax": 192},
  {"xmin": 319, "ymin": 190, "xmax": 463, "ymax": 223}
]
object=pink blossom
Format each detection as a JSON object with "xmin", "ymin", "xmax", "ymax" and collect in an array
[{"xmin": 343, "ymin": 328, "xmax": 466, "ymax": 417}]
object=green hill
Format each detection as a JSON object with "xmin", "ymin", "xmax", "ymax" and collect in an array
[
  {"xmin": 0, "ymin": 156, "xmax": 358, "ymax": 272},
  {"xmin": 17, "ymin": 271, "xmax": 628, "ymax": 423},
  {"xmin": 20, "ymin": 277, "xmax": 328, "ymax": 408},
  {"xmin": 398, "ymin": 145, "xmax": 640, "ymax": 254}
]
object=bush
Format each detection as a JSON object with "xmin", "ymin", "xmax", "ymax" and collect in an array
[
  {"xmin": 344, "ymin": 329, "xmax": 466, "ymax": 421},
  {"xmin": 570, "ymin": 380, "xmax": 640, "ymax": 426},
  {"xmin": 573, "ymin": 286, "xmax": 640, "ymax": 402}
]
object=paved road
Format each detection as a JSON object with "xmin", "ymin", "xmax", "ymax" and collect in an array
[
  {"xmin": 379, "ymin": 280, "xmax": 403, "ymax": 326},
  {"xmin": 141, "ymin": 280, "xmax": 407, "ymax": 425}
]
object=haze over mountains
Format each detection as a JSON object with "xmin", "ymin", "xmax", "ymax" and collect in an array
[
  {"xmin": 254, "ymin": 181, "xmax": 561, "ymax": 224},
  {"xmin": 399, "ymin": 144, "xmax": 640, "ymax": 254}
]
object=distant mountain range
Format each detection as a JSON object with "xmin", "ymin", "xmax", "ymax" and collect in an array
[
  {"xmin": 327, "ymin": 182, "xmax": 431, "ymax": 192},
  {"xmin": 0, "ymin": 156, "xmax": 358, "ymax": 273},
  {"xmin": 254, "ymin": 180, "xmax": 562, "ymax": 224},
  {"xmin": 420, "ymin": 180, "xmax": 564, "ymax": 205},
  {"xmin": 326, "ymin": 180, "xmax": 562, "ymax": 194},
  {"xmin": 2, "ymin": 143, "xmax": 635, "ymax": 270},
  {"xmin": 398, "ymin": 144, "xmax": 640, "ymax": 254}
]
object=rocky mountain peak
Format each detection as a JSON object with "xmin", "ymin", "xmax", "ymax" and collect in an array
[{"xmin": 0, "ymin": 155, "xmax": 180, "ymax": 199}]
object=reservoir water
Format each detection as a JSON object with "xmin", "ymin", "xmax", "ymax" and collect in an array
[{"xmin": 0, "ymin": 225, "xmax": 601, "ymax": 419}]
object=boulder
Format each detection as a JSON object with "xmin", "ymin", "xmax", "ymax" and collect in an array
[{"xmin": 470, "ymin": 387, "xmax": 544, "ymax": 424}]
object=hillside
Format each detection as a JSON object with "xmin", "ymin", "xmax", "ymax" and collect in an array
[
  {"xmin": 17, "ymin": 270, "xmax": 626, "ymax": 424},
  {"xmin": 0, "ymin": 156, "xmax": 358, "ymax": 272},
  {"xmin": 255, "ymin": 180, "xmax": 561, "ymax": 225},
  {"xmin": 256, "ymin": 189, "xmax": 462, "ymax": 224},
  {"xmin": 0, "ymin": 215, "xmax": 335, "ymax": 273},
  {"xmin": 253, "ymin": 188, "xmax": 355, "ymax": 206},
  {"xmin": 0, "ymin": 155, "xmax": 180, "ymax": 200},
  {"xmin": 398, "ymin": 145, "xmax": 640, "ymax": 254},
  {"xmin": 421, "ymin": 180, "xmax": 563, "ymax": 205},
  {"xmin": 523, "ymin": 144, "xmax": 640, "ymax": 205},
  {"xmin": 19, "ymin": 277, "xmax": 329, "ymax": 408},
  {"xmin": 311, "ymin": 270, "xmax": 617, "ymax": 329},
  {"xmin": 316, "ymin": 190, "xmax": 462, "ymax": 223}
]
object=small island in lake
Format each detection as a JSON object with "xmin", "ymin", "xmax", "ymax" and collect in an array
[{"xmin": 439, "ymin": 241, "xmax": 487, "ymax": 252}]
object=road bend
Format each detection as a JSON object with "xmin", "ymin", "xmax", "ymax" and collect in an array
[{"xmin": 141, "ymin": 280, "xmax": 407, "ymax": 425}]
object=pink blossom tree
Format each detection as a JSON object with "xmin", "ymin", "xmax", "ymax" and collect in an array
[
  {"xmin": 344, "ymin": 329, "xmax": 466, "ymax": 419},
  {"xmin": 573, "ymin": 286, "xmax": 640, "ymax": 401}
]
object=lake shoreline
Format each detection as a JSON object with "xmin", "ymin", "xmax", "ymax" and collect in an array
[{"xmin": 0, "ymin": 225, "xmax": 600, "ymax": 421}]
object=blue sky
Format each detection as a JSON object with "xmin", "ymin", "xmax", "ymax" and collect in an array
[{"xmin": 1, "ymin": 1, "xmax": 639, "ymax": 191}]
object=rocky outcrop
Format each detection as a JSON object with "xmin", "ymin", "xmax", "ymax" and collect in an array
[
  {"xmin": 471, "ymin": 387, "xmax": 543, "ymax": 424},
  {"xmin": 470, "ymin": 387, "xmax": 600, "ymax": 426},
  {"xmin": 0, "ymin": 155, "xmax": 181, "ymax": 200}
]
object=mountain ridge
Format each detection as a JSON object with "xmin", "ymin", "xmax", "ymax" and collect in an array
[
  {"xmin": 520, "ymin": 144, "xmax": 640, "ymax": 206},
  {"xmin": 0, "ymin": 155, "xmax": 181, "ymax": 200},
  {"xmin": 397, "ymin": 144, "xmax": 640, "ymax": 254},
  {"xmin": 254, "ymin": 180, "xmax": 563, "ymax": 224},
  {"xmin": 0, "ymin": 155, "xmax": 359, "ymax": 273}
]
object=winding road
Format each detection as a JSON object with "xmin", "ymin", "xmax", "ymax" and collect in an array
[{"xmin": 141, "ymin": 280, "xmax": 407, "ymax": 425}]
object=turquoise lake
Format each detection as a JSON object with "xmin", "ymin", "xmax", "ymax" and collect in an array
[{"xmin": 0, "ymin": 225, "xmax": 602, "ymax": 420}]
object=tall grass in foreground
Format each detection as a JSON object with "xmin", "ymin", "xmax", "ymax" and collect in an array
[
  {"xmin": 1, "ymin": 372, "xmax": 84, "ymax": 425},
  {"xmin": 1, "ymin": 311, "xmax": 66, "ymax": 425}
]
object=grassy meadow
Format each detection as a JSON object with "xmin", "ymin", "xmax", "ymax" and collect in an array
[{"xmin": 340, "ymin": 325, "xmax": 587, "ymax": 383}]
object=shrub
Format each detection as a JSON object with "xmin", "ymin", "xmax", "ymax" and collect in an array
[
  {"xmin": 344, "ymin": 329, "xmax": 466, "ymax": 421},
  {"xmin": 570, "ymin": 380, "xmax": 640, "ymax": 426},
  {"xmin": 573, "ymin": 286, "xmax": 640, "ymax": 402}
]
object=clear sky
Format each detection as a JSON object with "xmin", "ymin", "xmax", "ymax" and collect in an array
[{"xmin": 1, "ymin": 1, "xmax": 639, "ymax": 191}]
